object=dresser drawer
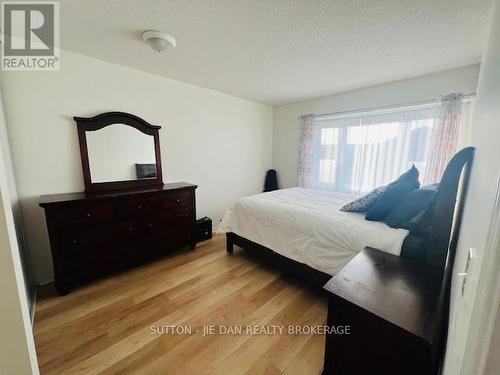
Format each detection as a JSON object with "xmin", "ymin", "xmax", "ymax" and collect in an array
[
  {"xmin": 141, "ymin": 210, "xmax": 193, "ymax": 233},
  {"xmin": 61, "ymin": 221, "xmax": 139, "ymax": 249},
  {"xmin": 143, "ymin": 226, "xmax": 194, "ymax": 251},
  {"xmin": 159, "ymin": 190, "xmax": 193, "ymax": 210},
  {"xmin": 73, "ymin": 240, "xmax": 140, "ymax": 274},
  {"xmin": 115, "ymin": 196, "xmax": 159, "ymax": 218},
  {"xmin": 55, "ymin": 202, "xmax": 113, "ymax": 227}
]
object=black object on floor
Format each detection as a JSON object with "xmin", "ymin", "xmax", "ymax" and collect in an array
[
  {"xmin": 264, "ymin": 169, "xmax": 279, "ymax": 192},
  {"xmin": 196, "ymin": 217, "xmax": 212, "ymax": 241}
]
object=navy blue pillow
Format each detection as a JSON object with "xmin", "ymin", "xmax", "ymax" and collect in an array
[
  {"xmin": 365, "ymin": 165, "xmax": 420, "ymax": 221},
  {"xmin": 384, "ymin": 185, "xmax": 438, "ymax": 230},
  {"xmin": 409, "ymin": 184, "xmax": 439, "ymax": 234}
]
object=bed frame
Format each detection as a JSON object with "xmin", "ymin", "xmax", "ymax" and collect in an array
[
  {"xmin": 226, "ymin": 232, "xmax": 331, "ymax": 288},
  {"xmin": 225, "ymin": 147, "xmax": 475, "ymax": 288}
]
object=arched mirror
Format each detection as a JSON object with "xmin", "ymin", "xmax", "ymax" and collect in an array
[{"xmin": 75, "ymin": 112, "xmax": 163, "ymax": 192}]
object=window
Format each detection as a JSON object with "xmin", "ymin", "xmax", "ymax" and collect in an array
[{"xmin": 308, "ymin": 106, "xmax": 436, "ymax": 194}]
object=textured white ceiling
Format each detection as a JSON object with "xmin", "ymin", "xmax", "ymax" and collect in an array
[{"xmin": 59, "ymin": 0, "xmax": 492, "ymax": 105}]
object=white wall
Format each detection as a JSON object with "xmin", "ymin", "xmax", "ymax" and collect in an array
[
  {"xmin": 272, "ymin": 65, "xmax": 481, "ymax": 188},
  {"xmin": 0, "ymin": 94, "xmax": 38, "ymax": 373},
  {"xmin": 0, "ymin": 182, "xmax": 39, "ymax": 375},
  {"xmin": 484, "ymin": 304, "xmax": 500, "ymax": 375},
  {"xmin": 0, "ymin": 50, "xmax": 273, "ymax": 285},
  {"xmin": 0, "ymin": 92, "xmax": 33, "ymax": 313},
  {"xmin": 449, "ymin": 2, "xmax": 500, "ymax": 374}
]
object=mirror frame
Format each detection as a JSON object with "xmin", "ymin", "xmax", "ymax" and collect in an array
[{"xmin": 74, "ymin": 111, "xmax": 163, "ymax": 192}]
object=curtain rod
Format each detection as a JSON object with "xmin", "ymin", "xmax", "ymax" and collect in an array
[{"xmin": 308, "ymin": 92, "xmax": 476, "ymax": 120}]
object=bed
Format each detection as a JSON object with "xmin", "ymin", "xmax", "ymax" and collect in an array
[
  {"xmin": 218, "ymin": 188, "xmax": 408, "ymax": 275},
  {"xmin": 218, "ymin": 147, "xmax": 474, "ymax": 289}
]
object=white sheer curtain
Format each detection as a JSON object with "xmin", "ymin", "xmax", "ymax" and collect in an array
[{"xmin": 303, "ymin": 107, "xmax": 437, "ymax": 194}]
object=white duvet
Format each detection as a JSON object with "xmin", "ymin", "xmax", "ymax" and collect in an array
[{"xmin": 217, "ymin": 187, "xmax": 409, "ymax": 276}]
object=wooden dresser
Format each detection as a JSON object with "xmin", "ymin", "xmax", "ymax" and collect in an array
[
  {"xmin": 40, "ymin": 182, "xmax": 197, "ymax": 294},
  {"xmin": 323, "ymin": 247, "xmax": 445, "ymax": 375}
]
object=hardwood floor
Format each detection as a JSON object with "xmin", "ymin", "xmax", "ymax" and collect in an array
[{"xmin": 33, "ymin": 234, "xmax": 328, "ymax": 374}]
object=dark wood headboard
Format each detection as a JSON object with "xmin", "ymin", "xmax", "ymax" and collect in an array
[
  {"xmin": 426, "ymin": 146, "xmax": 475, "ymax": 268},
  {"xmin": 427, "ymin": 147, "xmax": 475, "ymax": 371}
]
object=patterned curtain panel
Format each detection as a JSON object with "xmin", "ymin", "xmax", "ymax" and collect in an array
[
  {"xmin": 423, "ymin": 93, "xmax": 464, "ymax": 184},
  {"xmin": 297, "ymin": 114, "xmax": 316, "ymax": 187}
]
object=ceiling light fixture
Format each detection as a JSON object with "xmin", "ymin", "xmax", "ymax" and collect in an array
[{"xmin": 142, "ymin": 30, "xmax": 176, "ymax": 53}]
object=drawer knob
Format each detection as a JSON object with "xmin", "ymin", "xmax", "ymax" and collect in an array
[
  {"xmin": 176, "ymin": 199, "xmax": 180, "ymax": 204},
  {"xmin": 85, "ymin": 213, "xmax": 92, "ymax": 218},
  {"xmin": 137, "ymin": 204, "xmax": 142, "ymax": 209}
]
